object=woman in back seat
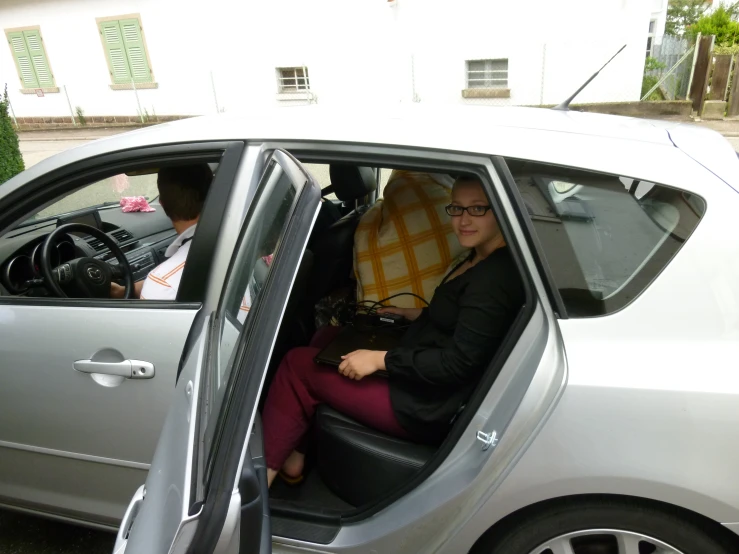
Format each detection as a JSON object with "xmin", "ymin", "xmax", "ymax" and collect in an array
[{"xmin": 262, "ymin": 175, "xmax": 524, "ymax": 487}]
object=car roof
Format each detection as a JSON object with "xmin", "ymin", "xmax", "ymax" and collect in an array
[{"xmin": 6, "ymin": 105, "xmax": 737, "ymax": 195}]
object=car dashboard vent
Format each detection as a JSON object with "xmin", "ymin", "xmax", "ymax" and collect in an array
[
  {"xmin": 111, "ymin": 229, "xmax": 134, "ymax": 243},
  {"xmin": 85, "ymin": 236, "xmax": 106, "ymax": 252}
]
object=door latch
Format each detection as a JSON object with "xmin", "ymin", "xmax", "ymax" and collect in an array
[
  {"xmin": 476, "ymin": 430, "xmax": 498, "ymax": 451},
  {"xmin": 74, "ymin": 359, "xmax": 155, "ymax": 379}
]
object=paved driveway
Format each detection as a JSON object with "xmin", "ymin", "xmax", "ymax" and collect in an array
[{"xmin": 0, "ymin": 510, "xmax": 114, "ymax": 554}]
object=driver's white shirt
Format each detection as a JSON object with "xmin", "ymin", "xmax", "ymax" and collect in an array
[{"xmin": 140, "ymin": 225, "xmax": 197, "ymax": 301}]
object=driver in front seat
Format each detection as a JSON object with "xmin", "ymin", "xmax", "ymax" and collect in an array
[{"xmin": 111, "ymin": 163, "xmax": 213, "ymax": 300}]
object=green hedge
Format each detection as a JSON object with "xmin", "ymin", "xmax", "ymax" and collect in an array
[{"xmin": 0, "ymin": 85, "xmax": 24, "ymax": 184}]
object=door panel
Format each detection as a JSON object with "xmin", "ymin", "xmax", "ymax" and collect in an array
[
  {"xmin": 116, "ymin": 319, "xmax": 210, "ymax": 554},
  {"xmin": 240, "ymin": 414, "xmax": 271, "ymax": 554},
  {"xmin": 0, "ymin": 304, "xmax": 197, "ymax": 525},
  {"xmin": 0, "ymin": 142, "xmax": 247, "ymax": 527},
  {"xmin": 122, "ymin": 149, "xmax": 320, "ymax": 554},
  {"xmin": 187, "ymin": 150, "xmax": 320, "ymax": 554}
]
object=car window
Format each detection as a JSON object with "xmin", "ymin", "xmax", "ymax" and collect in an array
[
  {"xmin": 507, "ymin": 159, "xmax": 705, "ymax": 317},
  {"xmin": 376, "ymin": 168, "xmax": 393, "ymax": 198},
  {"xmin": 214, "ymin": 159, "xmax": 299, "ymax": 397},
  {"xmin": 302, "ymin": 163, "xmax": 336, "ymax": 199},
  {"xmin": 30, "ymin": 172, "xmax": 160, "ymax": 222},
  {"xmin": 26, "ymin": 162, "xmax": 220, "ymax": 223}
]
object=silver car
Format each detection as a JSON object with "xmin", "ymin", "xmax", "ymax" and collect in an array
[{"xmin": 1, "ymin": 106, "xmax": 738, "ymax": 554}]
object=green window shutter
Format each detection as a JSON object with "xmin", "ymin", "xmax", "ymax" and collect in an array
[
  {"xmin": 119, "ymin": 19, "xmax": 152, "ymax": 83},
  {"xmin": 22, "ymin": 30, "xmax": 55, "ymax": 87},
  {"xmin": 99, "ymin": 20, "xmax": 132, "ymax": 84},
  {"xmin": 7, "ymin": 30, "xmax": 39, "ymax": 88}
]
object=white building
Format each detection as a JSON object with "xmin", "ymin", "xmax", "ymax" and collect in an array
[
  {"xmin": 1, "ymin": 0, "xmax": 656, "ymax": 119},
  {"xmin": 648, "ymin": 0, "xmax": 669, "ymax": 56}
]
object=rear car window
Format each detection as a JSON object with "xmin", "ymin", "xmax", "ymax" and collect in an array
[{"xmin": 506, "ymin": 159, "xmax": 705, "ymax": 317}]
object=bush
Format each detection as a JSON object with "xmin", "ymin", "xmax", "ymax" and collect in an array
[
  {"xmin": 0, "ymin": 85, "xmax": 24, "ymax": 184},
  {"xmin": 641, "ymin": 57, "xmax": 667, "ymax": 100}
]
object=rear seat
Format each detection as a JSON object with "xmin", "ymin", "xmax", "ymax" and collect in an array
[
  {"xmin": 315, "ymin": 405, "xmax": 436, "ymax": 507},
  {"xmin": 353, "ymin": 170, "xmax": 467, "ymax": 308},
  {"xmin": 315, "ymin": 170, "xmax": 463, "ymax": 507},
  {"xmin": 306, "ymin": 164, "xmax": 377, "ymax": 314}
]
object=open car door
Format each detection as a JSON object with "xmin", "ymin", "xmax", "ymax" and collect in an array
[{"xmin": 115, "ymin": 149, "xmax": 321, "ymax": 554}]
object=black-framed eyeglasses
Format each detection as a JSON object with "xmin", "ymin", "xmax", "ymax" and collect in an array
[{"xmin": 445, "ymin": 204, "xmax": 492, "ymax": 217}]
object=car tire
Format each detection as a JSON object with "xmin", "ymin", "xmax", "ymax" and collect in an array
[{"xmin": 478, "ymin": 497, "xmax": 735, "ymax": 554}]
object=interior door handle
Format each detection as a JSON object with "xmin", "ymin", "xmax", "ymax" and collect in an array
[{"xmin": 74, "ymin": 359, "xmax": 155, "ymax": 379}]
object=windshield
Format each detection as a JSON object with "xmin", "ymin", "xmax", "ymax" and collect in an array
[{"xmin": 31, "ymin": 172, "xmax": 160, "ymax": 222}]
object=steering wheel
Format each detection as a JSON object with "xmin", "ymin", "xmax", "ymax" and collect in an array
[{"xmin": 40, "ymin": 223, "xmax": 134, "ymax": 299}]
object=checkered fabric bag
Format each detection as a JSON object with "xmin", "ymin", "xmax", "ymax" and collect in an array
[{"xmin": 353, "ymin": 170, "xmax": 469, "ymax": 309}]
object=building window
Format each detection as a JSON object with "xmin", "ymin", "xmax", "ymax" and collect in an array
[
  {"xmin": 467, "ymin": 59, "xmax": 508, "ymax": 89},
  {"xmin": 5, "ymin": 27, "xmax": 57, "ymax": 93},
  {"xmin": 277, "ymin": 67, "xmax": 310, "ymax": 93},
  {"xmin": 462, "ymin": 59, "xmax": 510, "ymax": 99},
  {"xmin": 647, "ymin": 19, "xmax": 657, "ymax": 57},
  {"xmin": 96, "ymin": 15, "xmax": 156, "ymax": 90}
]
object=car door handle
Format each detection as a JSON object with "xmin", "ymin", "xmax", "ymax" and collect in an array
[{"xmin": 74, "ymin": 359, "xmax": 155, "ymax": 379}]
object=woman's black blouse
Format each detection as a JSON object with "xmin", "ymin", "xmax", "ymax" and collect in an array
[{"xmin": 385, "ymin": 247, "xmax": 524, "ymax": 443}]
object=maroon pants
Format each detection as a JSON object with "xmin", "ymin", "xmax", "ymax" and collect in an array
[{"xmin": 262, "ymin": 326, "xmax": 408, "ymax": 471}]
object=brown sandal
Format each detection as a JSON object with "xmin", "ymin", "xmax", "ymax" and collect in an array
[{"xmin": 278, "ymin": 470, "xmax": 304, "ymax": 486}]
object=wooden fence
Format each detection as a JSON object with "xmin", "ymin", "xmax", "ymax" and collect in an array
[{"xmin": 688, "ymin": 35, "xmax": 739, "ymax": 117}]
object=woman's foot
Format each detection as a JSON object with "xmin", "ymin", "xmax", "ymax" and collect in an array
[
  {"xmin": 281, "ymin": 450, "xmax": 305, "ymax": 479},
  {"xmin": 267, "ymin": 451, "xmax": 305, "ymax": 489}
]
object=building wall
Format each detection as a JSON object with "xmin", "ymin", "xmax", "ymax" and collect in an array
[
  {"xmin": 651, "ymin": 0, "xmax": 669, "ymax": 39},
  {"xmin": 1, "ymin": 0, "xmax": 652, "ymax": 118}
]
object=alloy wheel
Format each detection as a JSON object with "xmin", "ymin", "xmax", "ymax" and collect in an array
[{"xmin": 529, "ymin": 529, "xmax": 684, "ymax": 554}]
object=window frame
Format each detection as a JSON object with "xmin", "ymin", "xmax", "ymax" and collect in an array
[
  {"xmin": 463, "ymin": 58, "xmax": 510, "ymax": 99},
  {"xmin": 276, "ymin": 66, "xmax": 310, "ymax": 93},
  {"xmin": 275, "ymin": 66, "xmax": 315, "ymax": 102},
  {"xmin": 4, "ymin": 26, "xmax": 58, "ymax": 94},
  {"xmin": 647, "ymin": 19, "xmax": 658, "ymax": 57},
  {"xmin": 201, "ymin": 151, "xmax": 306, "ymax": 483},
  {"xmin": 499, "ymin": 157, "xmax": 706, "ymax": 319},
  {"xmin": 235, "ymin": 142, "xmax": 539, "ymax": 532},
  {"xmin": 95, "ymin": 13, "xmax": 157, "ymax": 90},
  {"xmin": 0, "ymin": 141, "xmax": 245, "ymax": 310}
]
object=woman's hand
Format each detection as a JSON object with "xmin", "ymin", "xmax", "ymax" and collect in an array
[
  {"xmin": 338, "ymin": 350, "xmax": 387, "ymax": 381},
  {"xmin": 377, "ymin": 306, "xmax": 423, "ymax": 322}
]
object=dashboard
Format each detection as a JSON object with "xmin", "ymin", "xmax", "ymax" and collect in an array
[{"xmin": 0, "ymin": 203, "xmax": 178, "ymax": 296}]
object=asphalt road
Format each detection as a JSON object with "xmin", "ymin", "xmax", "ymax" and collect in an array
[
  {"xmin": 0, "ymin": 511, "xmax": 114, "ymax": 554},
  {"xmin": 7, "ymin": 126, "xmax": 739, "ymax": 554}
]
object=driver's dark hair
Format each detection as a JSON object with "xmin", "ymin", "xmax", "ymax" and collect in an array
[
  {"xmin": 452, "ymin": 174, "xmax": 482, "ymax": 187},
  {"xmin": 157, "ymin": 164, "xmax": 213, "ymax": 222}
]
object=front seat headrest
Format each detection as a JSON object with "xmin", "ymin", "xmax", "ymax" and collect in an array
[{"xmin": 329, "ymin": 165, "xmax": 377, "ymax": 202}]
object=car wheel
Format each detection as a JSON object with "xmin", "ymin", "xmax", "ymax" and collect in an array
[{"xmin": 479, "ymin": 498, "xmax": 734, "ymax": 554}]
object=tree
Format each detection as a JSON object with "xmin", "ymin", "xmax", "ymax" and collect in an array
[
  {"xmin": 666, "ymin": 0, "xmax": 710, "ymax": 37},
  {"xmin": 0, "ymin": 85, "xmax": 24, "ymax": 184},
  {"xmin": 689, "ymin": 3, "xmax": 739, "ymax": 44}
]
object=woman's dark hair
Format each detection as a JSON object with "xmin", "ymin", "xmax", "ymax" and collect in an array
[
  {"xmin": 157, "ymin": 164, "xmax": 213, "ymax": 221},
  {"xmin": 452, "ymin": 174, "xmax": 482, "ymax": 187}
]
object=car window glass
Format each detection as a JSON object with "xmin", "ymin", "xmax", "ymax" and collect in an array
[
  {"xmin": 214, "ymin": 160, "xmax": 298, "ymax": 395},
  {"xmin": 26, "ymin": 164, "xmax": 221, "ymax": 223},
  {"xmin": 302, "ymin": 163, "xmax": 335, "ymax": 199},
  {"xmin": 377, "ymin": 168, "xmax": 392, "ymax": 198},
  {"xmin": 30, "ymin": 172, "xmax": 159, "ymax": 222},
  {"xmin": 508, "ymin": 159, "xmax": 705, "ymax": 317}
]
